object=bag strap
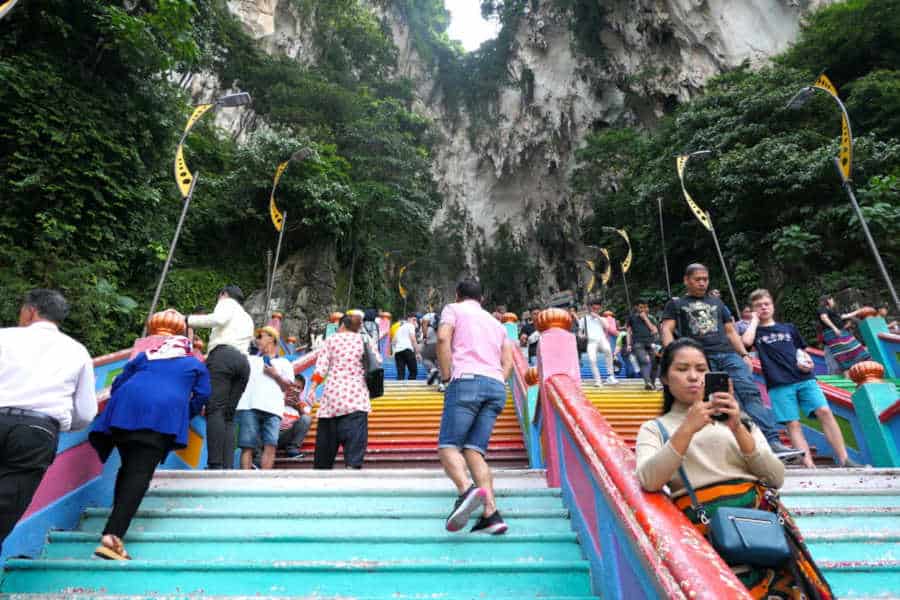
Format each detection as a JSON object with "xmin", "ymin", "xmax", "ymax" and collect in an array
[{"xmin": 654, "ymin": 419, "xmax": 709, "ymax": 524}]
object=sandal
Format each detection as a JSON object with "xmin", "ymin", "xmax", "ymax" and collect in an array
[{"xmin": 94, "ymin": 534, "xmax": 131, "ymax": 560}]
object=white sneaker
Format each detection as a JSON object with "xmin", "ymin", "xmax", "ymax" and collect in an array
[
  {"xmin": 594, "ymin": 380, "xmax": 604, "ymax": 388},
  {"xmin": 606, "ymin": 376, "xmax": 619, "ymax": 385}
]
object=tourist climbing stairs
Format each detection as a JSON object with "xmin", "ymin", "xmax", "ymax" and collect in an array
[
  {"xmin": 276, "ymin": 380, "xmax": 528, "ymax": 469},
  {"xmin": 0, "ymin": 470, "xmax": 599, "ymax": 599}
]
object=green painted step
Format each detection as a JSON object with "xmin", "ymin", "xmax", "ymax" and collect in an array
[
  {"xmin": 43, "ymin": 531, "xmax": 584, "ymax": 562},
  {"xmin": 0, "ymin": 559, "xmax": 594, "ymax": 597},
  {"xmin": 135, "ymin": 490, "xmax": 565, "ymax": 513}
]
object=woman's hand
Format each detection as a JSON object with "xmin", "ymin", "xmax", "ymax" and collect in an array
[
  {"xmin": 710, "ymin": 392, "xmax": 742, "ymax": 432},
  {"xmin": 682, "ymin": 399, "xmax": 718, "ymax": 436}
]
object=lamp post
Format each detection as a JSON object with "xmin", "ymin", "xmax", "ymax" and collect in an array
[
  {"xmin": 675, "ymin": 151, "xmax": 741, "ymax": 317},
  {"xmin": 398, "ymin": 260, "xmax": 415, "ymax": 315},
  {"xmin": 602, "ymin": 227, "xmax": 633, "ymax": 308},
  {"xmin": 263, "ymin": 148, "xmax": 313, "ymax": 321},
  {"xmin": 143, "ymin": 92, "xmax": 252, "ymax": 336},
  {"xmin": 657, "ymin": 197, "xmax": 672, "ymax": 298},
  {"xmin": 786, "ymin": 75, "xmax": 900, "ymax": 313},
  {"xmin": 0, "ymin": 0, "xmax": 21, "ymax": 20}
]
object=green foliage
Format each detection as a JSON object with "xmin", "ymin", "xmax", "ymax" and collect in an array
[
  {"xmin": 0, "ymin": 0, "xmax": 442, "ymax": 353},
  {"xmin": 477, "ymin": 222, "xmax": 538, "ymax": 312}
]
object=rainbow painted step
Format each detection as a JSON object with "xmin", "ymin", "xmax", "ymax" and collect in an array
[{"xmin": 0, "ymin": 470, "xmax": 599, "ymax": 600}]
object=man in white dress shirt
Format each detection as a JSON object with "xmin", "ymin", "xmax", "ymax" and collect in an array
[
  {"xmin": 0, "ymin": 289, "xmax": 97, "ymax": 550},
  {"xmin": 187, "ymin": 285, "xmax": 254, "ymax": 470}
]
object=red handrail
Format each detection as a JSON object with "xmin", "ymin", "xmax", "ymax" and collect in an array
[
  {"xmin": 292, "ymin": 349, "xmax": 321, "ymax": 375},
  {"xmin": 546, "ymin": 374, "xmax": 752, "ymax": 600}
]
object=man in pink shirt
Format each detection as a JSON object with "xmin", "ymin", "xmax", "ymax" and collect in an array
[{"xmin": 437, "ymin": 279, "xmax": 513, "ymax": 535}]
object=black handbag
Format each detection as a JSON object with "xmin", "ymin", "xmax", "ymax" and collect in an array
[
  {"xmin": 361, "ymin": 334, "xmax": 384, "ymax": 399},
  {"xmin": 655, "ymin": 420, "xmax": 791, "ymax": 568},
  {"xmin": 576, "ymin": 317, "xmax": 588, "ymax": 353}
]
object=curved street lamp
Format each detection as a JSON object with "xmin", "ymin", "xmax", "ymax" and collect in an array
[
  {"xmin": 602, "ymin": 227, "xmax": 633, "ymax": 307},
  {"xmin": 675, "ymin": 150, "xmax": 741, "ymax": 316},
  {"xmin": 263, "ymin": 147, "xmax": 314, "ymax": 320},
  {"xmin": 0, "ymin": 0, "xmax": 21, "ymax": 20},
  {"xmin": 398, "ymin": 260, "xmax": 416, "ymax": 314},
  {"xmin": 786, "ymin": 74, "xmax": 899, "ymax": 312},
  {"xmin": 143, "ymin": 92, "xmax": 252, "ymax": 335}
]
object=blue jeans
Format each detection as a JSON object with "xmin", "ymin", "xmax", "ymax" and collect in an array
[
  {"xmin": 236, "ymin": 409, "xmax": 281, "ymax": 448},
  {"xmin": 438, "ymin": 375, "xmax": 506, "ymax": 455},
  {"xmin": 706, "ymin": 352, "xmax": 780, "ymax": 444}
]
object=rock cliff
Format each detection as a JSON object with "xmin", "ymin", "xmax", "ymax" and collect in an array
[{"xmin": 215, "ymin": 0, "xmax": 833, "ymax": 338}]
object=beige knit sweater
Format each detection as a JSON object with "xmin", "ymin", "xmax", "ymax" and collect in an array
[{"xmin": 635, "ymin": 403, "xmax": 785, "ymax": 498}]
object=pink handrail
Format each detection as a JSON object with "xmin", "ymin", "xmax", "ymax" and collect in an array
[{"xmin": 545, "ymin": 374, "xmax": 751, "ymax": 600}]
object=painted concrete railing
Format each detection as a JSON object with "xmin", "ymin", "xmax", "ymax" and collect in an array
[
  {"xmin": 509, "ymin": 344, "xmax": 542, "ymax": 468},
  {"xmin": 2, "ymin": 345, "xmax": 321, "ymax": 563},
  {"xmin": 532, "ymin": 311, "xmax": 750, "ymax": 600}
]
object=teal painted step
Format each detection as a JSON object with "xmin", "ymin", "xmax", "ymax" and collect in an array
[
  {"xmin": 819, "ymin": 564, "xmax": 900, "ymax": 598},
  {"xmin": 78, "ymin": 512, "xmax": 571, "ymax": 536},
  {"xmin": 136, "ymin": 489, "xmax": 564, "ymax": 513},
  {"xmin": 781, "ymin": 492, "xmax": 900, "ymax": 509},
  {"xmin": 0, "ymin": 559, "xmax": 593, "ymax": 597},
  {"xmin": 44, "ymin": 531, "xmax": 584, "ymax": 562},
  {"xmin": 794, "ymin": 514, "xmax": 900, "ymax": 534},
  {"xmin": 803, "ymin": 538, "xmax": 900, "ymax": 563},
  {"xmin": 0, "ymin": 592, "xmax": 597, "ymax": 600}
]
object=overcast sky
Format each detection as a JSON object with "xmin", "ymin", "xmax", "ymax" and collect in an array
[{"xmin": 444, "ymin": 0, "xmax": 500, "ymax": 51}]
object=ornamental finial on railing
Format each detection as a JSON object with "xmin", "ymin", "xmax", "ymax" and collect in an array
[
  {"xmin": 329, "ymin": 312, "xmax": 344, "ymax": 324},
  {"xmin": 524, "ymin": 366, "xmax": 539, "ymax": 386},
  {"xmin": 501, "ymin": 312, "xmax": 519, "ymax": 324},
  {"xmin": 147, "ymin": 308, "xmax": 186, "ymax": 337},
  {"xmin": 534, "ymin": 308, "xmax": 572, "ymax": 332},
  {"xmin": 848, "ymin": 360, "xmax": 885, "ymax": 386}
]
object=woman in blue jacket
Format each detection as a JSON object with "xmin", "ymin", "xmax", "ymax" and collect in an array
[{"xmin": 90, "ymin": 332, "xmax": 210, "ymax": 560}]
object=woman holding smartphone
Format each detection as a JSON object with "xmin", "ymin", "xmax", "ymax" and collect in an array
[{"xmin": 636, "ymin": 338, "xmax": 831, "ymax": 599}]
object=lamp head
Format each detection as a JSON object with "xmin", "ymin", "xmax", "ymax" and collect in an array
[
  {"xmin": 216, "ymin": 92, "xmax": 252, "ymax": 107},
  {"xmin": 688, "ymin": 150, "xmax": 713, "ymax": 161},
  {"xmin": 291, "ymin": 147, "xmax": 314, "ymax": 162},
  {"xmin": 786, "ymin": 87, "xmax": 814, "ymax": 110}
]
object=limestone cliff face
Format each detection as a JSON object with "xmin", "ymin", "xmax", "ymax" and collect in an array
[
  {"xmin": 216, "ymin": 0, "xmax": 832, "ymax": 336},
  {"xmin": 390, "ymin": 0, "xmax": 834, "ymax": 297}
]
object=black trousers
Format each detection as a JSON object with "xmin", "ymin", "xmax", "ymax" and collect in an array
[
  {"xmin": 104, "ymin": 430, "xmax": 171, "ymax": 539},
  {"xmin": 0, "ymin": 410, "xmax": 59, "ymax": 551},
  {"xmin": 314, "ymin": 411, "xmax": 368, "ymax": 469},
  {"xmin": 394, "ymin": 349, "xmax": 417, "ymax": 381},
  {"xmin": 205, "ymin": 346, "xmax": 250, "ymax": 469}
]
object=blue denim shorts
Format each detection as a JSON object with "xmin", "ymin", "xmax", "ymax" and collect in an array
[
  {"xmin": 236, "ymin": 409, "xmax": 281, "ymax": 448},
  {"xmin": 768, "ymin": 379, "xmax": 828, "ymax": 423},
  {"xmin": 438, "ymin": 374, "xmax": 506, "ymax": 455}
]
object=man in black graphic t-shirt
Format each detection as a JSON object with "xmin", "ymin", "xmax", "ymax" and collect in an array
[{"xmin": 661, "ymin": 264, "xmax": 790, "ymax": 455}]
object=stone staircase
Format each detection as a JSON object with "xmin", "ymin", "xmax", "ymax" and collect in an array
[
  {"xmin": 781, "ymin": 468, "xmax": 900, "ymax": 598},
  {"xmin": 276, "ymin": 381, "xmax": 528, "ymax": 469},
  {"xmin": 580, "ymin": 379, "xmax": 663, "ymax": 449},
  {"xmin": 0, "ymin": 470, "xmax": 599, "ymax": 600}
]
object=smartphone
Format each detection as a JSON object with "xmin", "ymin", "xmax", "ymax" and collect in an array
[
  {"xmin": 704, "ymin": 371, "xmax": 730, "ymax": 422},
  {"xmin": 262, "ymin": 355, "xmax": 272, "ymax": 367}
]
